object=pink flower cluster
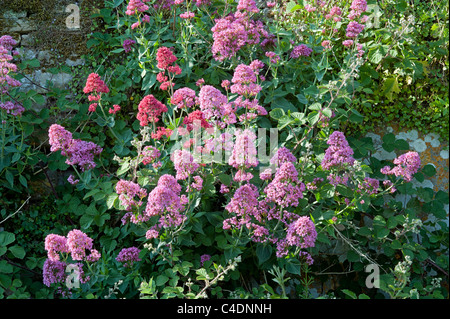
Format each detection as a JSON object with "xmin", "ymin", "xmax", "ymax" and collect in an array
[
  {"xmin": 346, "ymin": 21, "xmax": 365, "ymax": 38},
  {"xmin": 173, "ymin": 149, "xmax": 199, "ymax": 180},
  {"xmin": 144, "ymin": 174, "xmax": 186, "ymax": 237},
  {"xmin": 275, "ymin": 216, "xmax": 316, "ymax": 263},
  {"xmin": 0, "ymin": 35, "xmax": 21, "ymax": 94},
  {"xmin": 151, "ymin": 126, "xmax": 173, "ymax": 140},
  {"xmin": 45, "ymin": 230, "xmax": 100, "ymax": 262},
  {"xmin": 141, "ymin": 145, "xmax": 161, "ymax": 166},
  {"xmin": 116, "ymin": 247, "xmax": 141, "ymax": 267},
  {"xmin": 264, "ymin": 161, "xmax": 305, "ymax": 208},
  {"xmin": 230, "ymin": 63, "xmax": 262, "ymax": 98},
  {"xmin": 321, "ymin": 131, "xmax": 355, "ymax": 170},
  {"xmin": 137, "ymin": 94, "xmax": 168, "ymax": 126},
  {"xmin": 48, "ymin": 124, "xmax": 103, "ymax": 172},
  {"xmin": 357, "ymin": 177, "xmax": 380, "ymax": 195},
  {"xmin": 115, "ymin": 179, "xmax": 148, "ymax": 212},
  {"xmin": 182, "ymin": 110, "xmax": 212, "ymax": 133},
  {"xmin": 290, "ymin": 44, "xmax": 313, "ymax": 59},
  {"xmin": 171, "ymin": 87, "xmax": 198, "ymax": 109},
  {"xmin": 0, "ymin": 101, "xmax": 25, "ymax": 117},
  {"xmin": 381, "ymin": 151, "xmax": 421, "ymax": 182},
  {"xmin": 125, "ymin": 0, "xmax": 149, "ymax": 15},
  {"xmin": 211, "ymin": 1, "xmax": 268, "ymax": 61},
  {"xmin": 224, "ymin": 183, "xmax": 260, "ymax": 230},
  {"xmin": 123, "ymin": 39, "xmax": 136, "ymax": 53},
  {"xmin": 228, "ymin": 129, "xmax": 258, "ymax": 170}
]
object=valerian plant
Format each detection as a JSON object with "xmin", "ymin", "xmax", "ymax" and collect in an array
[{"xmin": 9, "ymin": 0, "xmax": 446, "ymax": 299}]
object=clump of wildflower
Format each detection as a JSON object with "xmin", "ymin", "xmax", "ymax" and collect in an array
[
  {"xmin": 115, "ymin": 179, "xmax": 148, "ymax": 211},
  {"xmin": 290, "ymin": 44, "xmax": 313, "ymax": 58},
  {"xmin": 269, "ymin": 147, "xmax": 297, "ymax": 168},
  {"xmin": 123, "ymin": 39, "xmax": 135, "ymax": 52},
  {"xmin": 172, "ymin": 149, "xmax": 199, "ymax": 180},
  {"xmin": 151, "ymin": 126, "xmax": 172, "ymax": 140},
  {"xmin": 358, "ymin": 177, "xmax": 380, "ymax": 195},
  {"xmin": 198, "ymin": 85, "xmax": 228, "ymax": 122},
  {"xmin": 211, "ymin": 8, "xmax": 268, "ymax": 61},
  {"xmin": 45, "ymin": 234, "xmax": 69, "ymax": 261},
  {"xmin": 66, "ymin": 229, "xmax": 94, "ymax": 261},
  {"xmin": 156, "ymin": 46, "xmax": 177, "ymax": 70},
  {"xmin": 137, "ymin": 94, "xmax": 168, "ymax": 126},
  {"xmin": 230, "ymin": 63, "xmax": 262, "ymax": 98},
  {"xmin": 64, "ymin": 139, "xmax": 103, "ymax": 171},
  {"xmin": 180, "ymin": 11, "xmax": 195, "ymax": 19},
  {"xmin": 224, "ymin": 183, "xmax": 260, "ymax": 229},
  {"xmin": 48, "ymin": 124, "xmax": 102, "ymax": 172},
  {"xmin": 0, "ymin": 101, "xmax": 25, "ymax": 116},
  {"xmin": 0, "ymin": 36, "xmax": 21, "ymax": 93},
  {"xmin": 182, "ymin": 110, "xmax": 212, "ymax": 132},
  {"xmin": 380, "ymin": 151, "xmax": 421, "ymax": 182},
  {"xmin": 286, "ymin": 216, "xmax": 317, "ymax": 249},
  {"xmin": 125, "ymin": 0, "xmax": 149, "ymax": 15},
  {"xmin": 190, "ymin": 175, "xmax": 203, "ymax": 191},
  {"xmin": 83, "ymin": 73, "xmax": 109, "ymax": 107},
  {"xmin": 264, "ymin": 162, "xmax": 305, "ymax": 208},
  {"xmin": 43, "ymin": 259, "xmax": 67, "ymax": 287},
  {"xmin": 141, "ymin": 145, "xmax": 160, "ymax": 165},
  {"xmin": 48, "ymin": 124, "xmax": 73, "ymax": 154},
  {"xmin": 321, "ymin": 131, "xmax": 355, "ymax": 170},
  {"xmin": 346, "ymin": 21, "xmax": 365, "ymax": 38},
  {"xmin": 228, "ymin": 129, "xmax": 258, "ymax": 169},
  {"xmin": 116, "ymin": 247, "xmax": 141, "ymax": 267},
  {"xmin": 108, "ymin": 104, "xmax": 121, "ymax": 114},
  {"xmin": 171, "ymin": 87, "xmax": 198, "ymax": 109}
]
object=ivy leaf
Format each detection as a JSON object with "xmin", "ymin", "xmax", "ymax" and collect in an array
[{"xmin": 382, "ymin": 77, "xmax": 401, "ymax": 102}]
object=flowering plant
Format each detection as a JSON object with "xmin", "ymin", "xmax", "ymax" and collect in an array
[{"xmin": 2, "ymin": 0, "xmax": 444, "ymax": 300}]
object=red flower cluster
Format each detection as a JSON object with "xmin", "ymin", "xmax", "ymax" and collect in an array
[
  {"xmin": 156, "ymin": 46, "xmax": 182, "ymax": 91},
  {"xmin": 151, "ymin": 126, "xmax": 173, "ymax": 140},
  {"xmin": 136, "ymin": 94, "xmax": 168, "ymax": 126},
  {"xmin": 83, "ymin": 73, "xmax": 109, "ymax": 112},
  {"xmin": 182, "ymin": 110, "xmax": 212, "ymax": 132}
]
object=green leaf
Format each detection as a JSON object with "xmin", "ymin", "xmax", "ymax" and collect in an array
[
  {"xmin": 117, "ymin": 161, "xmax": 130, "ymax": 176},
  {"xmin": 106, "ymin": 193, "xmax": 118, "ymax": 209},
  {"xmin": 382, "ymin": 77, "xmax": 401, "ymax": 102},
  {"xmin": 8, "ymin": 245, "xmax": 25, "ymax": 259},
  {"xmin": 256, "ymin": 244, "xmax": 272, "ymax": 265},
  {"xmin": 156, "ymin": 275, "xmax": 169, "ymax": 286},
  {"xmin": 5, "ymin": 170, "xmax": 14, "ymax": 188},
  {"xmin": 0, "ymin": 260, "xmax": 13, "ymax": 274},
  {"xmin": 422, "ymin": 164, "xmax": 436, "ymax": 177},
  {"xmin": 342, "ymin": 289, "xmax": 357, "ymax": 299},
  {"xmin": 269, "ymin": 108, "xmax": 285, "ymax": 120},
  {"xmin": 0, "ymin": 232, "xmax": 15, "ymax": 247},
  {"xmin": 285, "ymin": 258, "xmax": 301, "ymax": 275}
]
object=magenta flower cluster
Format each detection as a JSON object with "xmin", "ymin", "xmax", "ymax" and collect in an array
[
  {"xmin": 116, "ymin": 247, "xmax": 141, "ymax": 268},
  {"xmin": 115, "ymin": 179, "xmax": 148, "ymax": 212},
  {"xmin": 211, "ymin": 0, "xmax": 268, "ymax": 61},
  {"xmin": 0, "ymin": 35, "xmax": 21, "ymax": 95},
  {"xmin": 381, "ymin": 151, "xmax": 421, "ymax": 182},
  {"xmin": 48, "ymin": 124, "xmax": 103, "ymax": 172},
  {"xmin": 43, "ymin": 230, "xmax": 100, "ymax": 287},
  {"xmin": 321, "ymin": 131, "xmax": 355, "ymax": 170}
]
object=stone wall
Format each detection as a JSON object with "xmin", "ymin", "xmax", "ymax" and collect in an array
[{"xmin": 0, "ymin": 0, "xmax": 95, "ymax": 108}]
